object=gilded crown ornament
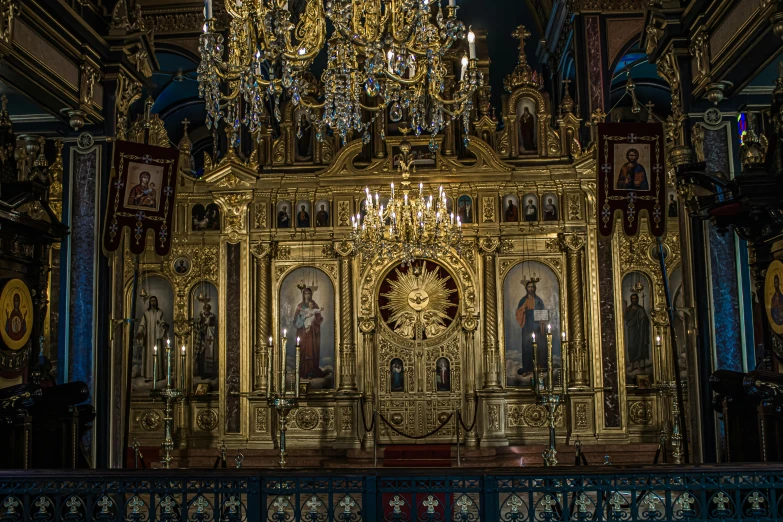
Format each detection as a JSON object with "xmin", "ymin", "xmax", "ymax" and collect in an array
[{"xmin": 198, "ymin": 0, "xmax": 482, "ymax": 150}]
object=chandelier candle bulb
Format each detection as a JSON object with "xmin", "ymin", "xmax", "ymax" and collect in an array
[
  {"xmin": 450, "ymin": 0, "xmax": 456, "ymax": 6},
  {"xmin": 468, "ymin": 30, "xmax": 476, "ymax": 59},
  {"xmin": 461, "ymin": 56, "xmax": 468, "ymax": 81},
  {"xmin": 204, "ymin": 0, "xmax": 212, "ymax": 19},
  {"xmin": 153, "ymin": 345, "xmax": 158, "ymax": 390}
]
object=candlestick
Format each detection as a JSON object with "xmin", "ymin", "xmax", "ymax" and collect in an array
[
  {"xmin": 295, "ymin": 338, "xmax": 301, "ymax": 399},
  {"xmin": 267, "ymin": 336, "xmax": 274, "ymax": 398},
  {"xmin": 468, "ymin": 30, "xmax": 476, "ymax": 59},
  {"xmin": 153, "ymin": 345, "xmax": 158, "ymax": 390},
  {"xmin": 562, "ymin": 337, "xmax": 568, "ymax": 391},
  {"xmin": 180, "ymin": 345, "xmax": 186, "ymax": 390}
]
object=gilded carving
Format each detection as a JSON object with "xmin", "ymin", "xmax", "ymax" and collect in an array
[
  {"xmin": 196, "ymin": 409, "xmax": 219, "ymax": 432},
  {"xmin": 255, "ymin": 407, "xmax": 268, "ymax": 433},
  {"xmin": 79, "ymin": 64, "xmax": 100, "ymax": 107},
  {"xmin": 575, "ymin": 402, "xmax": 589, "ymax": 429},
  {"xmin": 139, "ymin": 410, "xmax": 163, "ymax": 431},
  {"xmin": 506, "ymin": 403, "xmax": 565, "ymax": 429},
  {"xmin": 629, "ymin": 401, "xmax": 653, "ymax": 425},
  {"xmin": 337, "ymin": 201, "xmax": 350, "ymax": 226},
  {"xmin": 214, "ymin": 192, "xmax": 253, "ymax": 237},
  {"xmin": 567, "ymin": 194, "xmax": 582, "ymax": 220},
  {"xmin": 255, "ymin": 202, "xmax": 267, "ymax": 229},
  {"xmin": 276, "ymin": 246, "xmax": 291, "ymax": 260},
  {"xmin": 340, "ymin": 406, "xmax": 353, "ymax": 432},
  {"xmin": 482, "ymin": 197, "xmax": 496, "ymax": 223},
  {"xmin": 293, "ymin": 407, "xmax": 334, "ymax": 431},
  {"xmin": 488, "ymin": 404, "xmax": 501, "ymax": 431}
]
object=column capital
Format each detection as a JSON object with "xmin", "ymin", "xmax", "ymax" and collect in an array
[
  {"xmin": 479, "ymin": 237, "xmax": 500, "ymax": 254},
  {"xmin": 558, "ymin": 233, "xmax": 586, "ymax": 254},
  {"xmin": 334, "ymin": 238, "xmax": 354, "ymax": 258},
  {"xmin": 251, "ymin": 241, "xmax": 273, "ymax": 260}
]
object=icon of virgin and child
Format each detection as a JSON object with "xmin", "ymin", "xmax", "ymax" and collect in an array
[{"xmin": 292, "ymin": 286, "xmax": 327, "ymax": 379}]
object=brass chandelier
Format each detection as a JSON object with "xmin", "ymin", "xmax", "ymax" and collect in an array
[
  {"xmin": 350, "ymin": 128, "xmax": 464, "ymax": 266},
  {"xmin": 198, "ymin": 0, "xmax": 482, "ymax": 148}
]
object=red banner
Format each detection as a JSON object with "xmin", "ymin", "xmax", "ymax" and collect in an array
[
  {"xmin": 597, "ymin": 122, "xmax": 666, "ymax": 237},
  {"xmin": 103, "ymin": 140, "xmax": 179, "ymax": 256}
]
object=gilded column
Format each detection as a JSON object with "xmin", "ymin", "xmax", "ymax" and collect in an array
[
  {"xmin": 560, "ymin": 233, "xmax": 588, "ymax": 386},
  {"xmin": 462, "ymin": 315, "xmax": 479, "ymax": 445},
  {"xmin": 359, "ymin": 317, "xmax": 376, "ymax": 449},
  {"xmin": 252, "ymin": 242, "xmax": 272, "ymax": 392},
  {"xmin": 479, "ymin": 238, "xmax": 500, "ymax": 389},
  {"xmin": 336, "ymin": 241, "xmax": 357, "ymax": 391}
]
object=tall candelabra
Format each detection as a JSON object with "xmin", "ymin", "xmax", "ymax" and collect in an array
[
  {"xmin": 652, "ymin": 333, "xmax": 683, "ymax": 464},
  {"xmin": 532, "ymin": 326, "xmax": 569, "ymax": 467},
  {"xmin": 150, "ymin": 339, "xmax": 187, "ymax": 469},
  {"xmin": 266, "ymin": 330, "xmax": 301, "ymax": 468}
]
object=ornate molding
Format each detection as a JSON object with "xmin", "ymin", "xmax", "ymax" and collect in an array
[{"xmin": 213, "ymin": 192, "xmax": 253, "ymax": 238}]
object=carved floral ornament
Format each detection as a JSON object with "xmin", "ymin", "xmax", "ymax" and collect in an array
[{"xmin": 213, "ymin": 192, "xmax": 253, "ymax": 237}]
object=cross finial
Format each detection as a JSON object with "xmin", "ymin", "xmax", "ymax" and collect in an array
[
  {"xmin": 512, "ymin": 25, "xmax": 531, "ymax": 65},
  {"xmin": 182, "ymin": 118, "xmax": 190, "ymax": 133},
  {"xmin": 645, "ymin": 101, "xmax": 655, "ymax": 122}
]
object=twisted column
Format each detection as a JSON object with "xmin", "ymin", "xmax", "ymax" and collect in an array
[
  {"xmin": 252, "ymin": 243, "xmax": 272, "ymax": 392},
  {"xmin": 480, "ymin": 238, "xmax": 501, "ymax": 389},
  {"xmin": 462, "ymin": 315, "xmax": 479, "ymax": 445},
  {"xmin": 560, "ymin": 233, "xmax": 588, "ymax": 386},
  {"xmin": 336, "ymin": 241, "xmax": 357, "ymax": 391}
]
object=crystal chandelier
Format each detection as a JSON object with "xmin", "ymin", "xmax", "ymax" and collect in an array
[
  {"xmin": 350, "ymin": 128, "xmax": 464, "ymax": 266},
  {"xmin": 198, "ymin": 0, "xmax": 482, "ymax": 148}
]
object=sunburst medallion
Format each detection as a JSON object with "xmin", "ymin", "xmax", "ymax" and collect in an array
[{"xmin": 380, "ymin": 263, "xmax": 457, "ymax": 340}]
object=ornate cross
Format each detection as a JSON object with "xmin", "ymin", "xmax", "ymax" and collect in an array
[
  {"xmin": 66, "ymin": 496, "xmax": 82, "ymax": 514},
  {"xmin": 340, "ymin": 495, "xmax": 355, "ymax": 514},
  {"xmin": 193, "ymin": 496, "xmax": 209, "ymax": 514},
  {"xmin": 97, "ymin": 496, "xmax": 113, "ymax": 514},
  {"xmin": 748, "ymin": 491, "xmax": 765, "ymax": 511},
  {"xmin": 512, "ymin": 25, "xmax": 531, "ymax": 65},
  {"xmin": 422, "ymin": 495, "xmax": 439, "ymax": 514},
  {"xmin": 273, "ymin": 496, "xmax": 289, "ymax": 514},
  {"xmin": 645, "ymin": 101, "xmax": 655, "ymax": 122},
  {"xmin": 540, "ymin": 494, "xmax": 555, "ymax": 513},
  {"xmin": 712, "ymin": 491, "xmax": 729, "ymax": 511},
  {"xmin": 34, "ymin": 497, "xmax": 51, "ymax": 514},
  {"xmin": 608, "ymin": 492, "xmax": 625, "ymax": 514},
  {"xmin": 159, "ymin": 496, "xmax": 175, "ymax": 515},
  {"xmin": 627, "ymin": 133, "xmax": 638, "ymax": 143},
  {"xmin": 3, "ymin": 497, "xmax": 19, "ymax": 513},
  {"xmin": 224, "ymin": 495, "xmax": 240, "ymax": 515},
  {"xmin": 128, "ymin": 496, "xmax": 144, "ymax": 514},
  {"xmin": 507, "ymin": 495, "xmax": 524, "ymax": 514},
  {"xmin": 574, "ymin": 493, "xmax": 589, "ymax": 513},
  {"xmin": 642, "ymin": 493, "xmax": 660, "ymax": 513},
  {"xmin": 306, "ymin": 496, "xmax": 322, "ymax": 514},
  {"xmin": 455, "ymin": 495, "xmax": 473, "ymax": 514},
  {"xmin": 389, "ymin": 495, "xmax": 405, "ymax": 514},
  {"xmin": 676, "ymin": 492, "xmax": 695, "ymax": 511},
  {"xmin": 562, "ymin": 78, "xmax": 572, "ymax": 96}
]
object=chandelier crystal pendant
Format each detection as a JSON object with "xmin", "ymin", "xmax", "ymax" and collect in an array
[
  {"xmin": 198, "ymin": 0, "xmax": 482, "ymax": 149},
  {"xmin": 198, "ymin": 0, "xmax": 326, "ymax": 135},
  {"xmin": 350, "ymin": 127, "xmax": 464, "ymax": 266}
]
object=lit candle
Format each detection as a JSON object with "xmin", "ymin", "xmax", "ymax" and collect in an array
[
  {"xmin": 547, "ymin": 329, "xmax": 554, "ymax": 393},
  {"xmin": 532, "ymin": 332, "xmax": 536, "ymax": 342},
  {"xmin": 180, "ymin": 345, "xmax": 186, "ymax": 390},
  {"xmin": 281, "ymin": 330, "xmax": 287, "ymax": 397},
  {"xmin": 204, "ymin": 0, "xmax": 213, "ymax": 20},
  {"xmin": 419, "ymin": 183, "xmax": 423, "ymax": 196},
  {"xmin": 468, "ymin": 30, "xmax": 476, "ymax": 59},
  {"xmin": 391, "ymin": 182, "xmax": 395, "ymax": 198},
  {"xmin": 387, "ymin": 49, "xmax": 394, "ymax": 73},
  {"xmin": 153, "ymin": 345, "xmax": 158, "ymax": 390},
  {"xmin": 295, "ymin": 337, "xmax": 301, "ymax": 398},
  {"xmin": 267, "ymin": 336, "xmax": 273, "ymax": 398},
  {"xmin": 547, "ymin": 324, "xmax": 552, "ymax": 334},
  {"xmin": 655, "ymin": 335, "xmax": 662, "ymax": 346},
  {"xmin": 166, "ymin": 342, "xmax": 172, "ymax": 388},
  {"xmin": 460, "ymin": 55, "xmax": 468, "ymax": 81},
  {"xmin": 562, "ymin": 331, "xmax": 566, "ymax": 342},
  {"xmin": 562, "ymin": 337, "xmax": 568, "ymax": 391}
]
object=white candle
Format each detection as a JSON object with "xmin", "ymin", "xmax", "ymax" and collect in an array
[
  {"xmin": 450, "ymin": 0, "xmax": 456, "ymax": 6},
  {"xmin": 562, "ymin": 331, "xmax": 567, "ymax": 342},
  {"xmin": 547, "ymin": 324, "xmax": 552, "ymax": 334},
  {"xmin": 204, "ymin": 0, "xmax": 213, "ymax": 19},
  {"xmin": 391, "ymin": 182, "xmax": 395, "ymax": 197},
  {"xmin": 655, "ymin": 335, "xmax": 662, "ymax": 346},
  {"xmin": 532, "ymin": 332, "xmax": 536, "ymax": 342},
  {"xmin": 468, "ymin": 30, "xmax": 476, "ymax": 59},
  {"xmin": 295, "ymin": 337, "xmax": 301, "ymax": 398},
  {"xmin": 180, "ymin": 346, "xmax": 186, "ymax": 390},
  {"xmin": 267, "ymin": 336, "xmax": 273, "ymax": 397},
  {"xmin": 153, "ymin": 345, "xmax": 158, "ymax": 389},
  {"xmin": 460, "ymin": 55, "xmax": 468, "ymax": 81}
]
